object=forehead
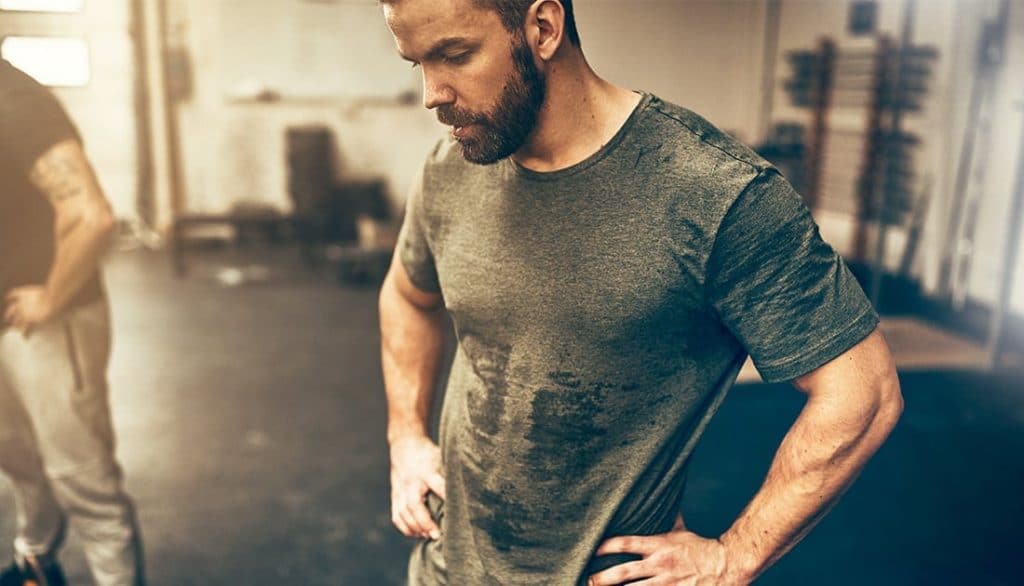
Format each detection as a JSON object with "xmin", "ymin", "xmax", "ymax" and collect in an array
[{"xmin": 383, "ymin": 0, "xmax": 505, "ymax": 57}]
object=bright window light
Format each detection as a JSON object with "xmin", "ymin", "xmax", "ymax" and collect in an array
[
  {"xmin": 1, "ymin": 36, "xmax": 90, "ymax": 87},
  {"xmin": 0, "ymin": 0, "xmax": 83, "ymax": 12}
]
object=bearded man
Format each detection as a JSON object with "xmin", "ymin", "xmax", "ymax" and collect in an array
[{"xmin": 377, "ymin": 1, "xmax": 904, "ymax": 584}]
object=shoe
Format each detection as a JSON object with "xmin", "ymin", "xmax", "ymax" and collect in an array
[{"xmin": 0, "ymin": 557, "xmax": 66, "ymax": 586}]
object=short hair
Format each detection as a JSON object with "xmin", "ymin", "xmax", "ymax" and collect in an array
[
  {"xmin": 381, "ymin": 0, "xmax": 582, "ymax": 47},
  {"xmin": 478, "ymin": 0, "xmax": 581, "ymax": 47}
]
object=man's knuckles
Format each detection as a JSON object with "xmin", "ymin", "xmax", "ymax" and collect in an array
[
  {"xmin": 608, "ymin": 535, "xmax": 647, "ymax": 554},
  {"xmin": 595, "ymin": 562, "xmax": 645, "ymax": 586}
]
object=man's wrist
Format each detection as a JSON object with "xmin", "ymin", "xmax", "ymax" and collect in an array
[
  {"xmin": 386, "ymin": 422, "xmax": 430, "ymax": 446},
  {"xmin": 41, "ymin": 285, "xmax": 64, "ymax": 318},
  {"xmin": 717, "ymin": 531, "xmax": 763, "ymax": 585}
]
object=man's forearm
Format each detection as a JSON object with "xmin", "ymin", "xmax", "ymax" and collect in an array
[
  {"xmin": 380, "ymin": 267, "xmax": 449, "ymax": 539},
  {"xmin": 719, "ymin": 376, "xmax": 903, "ymax": 583},
  {"xmin": 379, "ymin": 276, "xmax": 447, "ymax": 444},
  {"xmin": 28, "ymin": 138, "xmax": 115, "ymax": 314},
  {"xmin": 45, "ymin": 206, "xmax": 114, "ymax": 313}
]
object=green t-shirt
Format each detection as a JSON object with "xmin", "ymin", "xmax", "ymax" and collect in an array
[{"xmin": 398, "ymin": 93, "xmax": 878, "ymax": 585}]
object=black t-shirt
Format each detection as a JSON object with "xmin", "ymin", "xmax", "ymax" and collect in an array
[{"xmin": 0, "ymin": 59, "xmax": 103, "ymax": 309}]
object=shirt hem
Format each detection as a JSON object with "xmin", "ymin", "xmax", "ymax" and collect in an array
[{"xmin": 755, "ymin": 308, "xmax": 880, "ymax": 383}]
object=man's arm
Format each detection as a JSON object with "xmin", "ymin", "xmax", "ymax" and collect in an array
[
  {"xmin": 4, "ymin": 138, "xmax": 115, "ymax": 334},
  {"xmin": 380, "ymin": 253, "xmax": 448, "ymax": 540},
  {"xmin": 717, "ymin": 327, "xmax": 903, "ymax": 581},
  {"xmin": 592, "ymin": 328, "xmax": 903, "ymax": 585}
]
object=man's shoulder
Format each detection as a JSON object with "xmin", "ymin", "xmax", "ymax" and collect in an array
[
  {"xmin": 0, "ymin": 58, "xmax": 26, "ymax": 84},
  {"xmin": 0, "ymin": 59, "xmax": 46, "ymax": 103},
  {"xmin": 630, "ymin": 95, "xmax": 777, "ymax": 221},
  {"xmin": 0, "ymin": 59, "xmax": 80, "ymax": 163},
  {"xmin": 639, "ymin": 95, "xmax": 770, "ymax": 174}
]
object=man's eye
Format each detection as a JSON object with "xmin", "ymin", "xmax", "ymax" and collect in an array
[{"xmin": 444, "ymin": 53, "xmax": 470, "ymax": 65}]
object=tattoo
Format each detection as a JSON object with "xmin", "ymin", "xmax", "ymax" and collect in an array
[{"xmin": 28, "ymin": 141, "xmax": 90, "ymax": 205}]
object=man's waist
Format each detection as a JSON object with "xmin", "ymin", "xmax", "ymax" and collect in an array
[{"xmin": 1, "ymin": 272, "xmax": 105, "ymax": 311}]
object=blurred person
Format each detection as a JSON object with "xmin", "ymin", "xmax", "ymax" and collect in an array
[
  {"xmin": 377, "ymin": 0, "xmax": 904, "ymax": 584},
  {"xmin": 0, "ymin": 59, "xmax": 145, "ymax": 586}
]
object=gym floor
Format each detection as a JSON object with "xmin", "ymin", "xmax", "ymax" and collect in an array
[{"xmin": 1, "ymin": 248, "xmax": 1022, "ymax": 585}]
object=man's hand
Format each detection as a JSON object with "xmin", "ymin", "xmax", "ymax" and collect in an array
[
  {"xmin": 389, "ymin": 435, "xmax": 446, "ymax": 541},
  {"xmin": 589, "ymin": 527, "xmax": 745, "ymax": 586},
  {"xmin": 3, "ymin": 286, "xmax": 56, "ymax": 336}
]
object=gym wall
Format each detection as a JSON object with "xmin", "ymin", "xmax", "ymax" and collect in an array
[
  {"xmin": 151, "ymin": 0, "xmax": 1024, "ymax": 316},
  {"xmin": 163, "ymin": 0, "xmax": 771, "ymax": 223}
]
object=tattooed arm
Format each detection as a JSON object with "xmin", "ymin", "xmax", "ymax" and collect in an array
[{"xmin": 4, "ymin": 138, "xmax": 115, "ymax": 333}]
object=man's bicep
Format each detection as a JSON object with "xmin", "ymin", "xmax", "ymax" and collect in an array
[
  {"xmin": 792, "ymin": 327, "xmax": 899, "ymax": 402},
  {"xmin": 385, "ymin": 249, "xmax": 445, "ymax": 312},
  {"xmin": 28, "ymin": 138, "xmax": 109, "ymax": 212}
]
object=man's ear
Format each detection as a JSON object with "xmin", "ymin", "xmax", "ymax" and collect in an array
[{"xmin": 526, "ymin": 0, "xmax": 567, "ymax": 61}]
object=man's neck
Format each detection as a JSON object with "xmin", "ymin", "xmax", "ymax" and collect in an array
[{"xmin": 512, "ymin": 58, "xmax": 641, "ymax": 173}]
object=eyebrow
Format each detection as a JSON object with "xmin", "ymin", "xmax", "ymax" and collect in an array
[{"xmin": 400, "ymin": 37, "xmax": 473, "ymax": 63}]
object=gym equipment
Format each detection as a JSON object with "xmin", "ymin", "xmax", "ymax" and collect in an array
[
  {"xmin": 783, "ymin": 7, "xmax": 937, "ymax": 306},
  {"xmin": 897, "ymin": 174, "xmax": 932, "ymax": 278}
]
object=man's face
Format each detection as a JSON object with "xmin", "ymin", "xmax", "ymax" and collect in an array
[{"xmin": 384, "ymin": 0, "xmax": 546, "ymax": 165}]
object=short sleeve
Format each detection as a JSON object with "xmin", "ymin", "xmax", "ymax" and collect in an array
[
  {"xmin": 706, "ymin": 168, "xmax": 879, "ymax": 382},
  {"xmin": 396, "ymin": 163, "xmax": 442, "ymax": 294},
  {"xmin": 0, "ymin": 60, "xmax": 80, "ymax": 172}
]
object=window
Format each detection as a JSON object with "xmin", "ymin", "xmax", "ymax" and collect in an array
[
  {"xmin": 1, "ymin": 36, "xmax": 90, "ymax": 86},
  {"xmin": 0, "ymin": 0, "xmax": 84, "ymax": 12}
]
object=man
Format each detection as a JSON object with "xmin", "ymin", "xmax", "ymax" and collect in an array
[
  {"xmin": 0, "ymin": 59, "xmax": 145, "ymax": 586},
  {"xmin": 378, "ymin": 1, "xmax": 904, "ymax": 584}
]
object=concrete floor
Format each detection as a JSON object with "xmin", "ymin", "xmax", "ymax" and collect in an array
[{"xmin": 1, "ymin": 247, "xmax": 1023, "ymax": 585}]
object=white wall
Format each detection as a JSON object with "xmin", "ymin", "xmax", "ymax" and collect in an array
[
  {"xmin": 1004, "ymin": 2, "xmax": 1024, "ymax": 315},
  {"xmin": 165, "ymin": 0, "xmax": 437, "ymax": 222},
  {"xmin": 958, "ymin": 0, "xmax": 1024, "ymax": 314},
  {"xmin": 165, "ymin": 0, "xmax": 772, "ymax": 223},
  {"xmin": 576, "ymin": 0, "xmax": 769, "ymax": 143}
]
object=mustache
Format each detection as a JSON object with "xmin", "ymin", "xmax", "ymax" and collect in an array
[{"xmin": 437, "ymin": 105, "xmax": 483, "ymax": 127}]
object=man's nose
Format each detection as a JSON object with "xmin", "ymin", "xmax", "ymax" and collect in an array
[{"xmin": 422, "ymin": 73, "xmax": 455, "ymax": 110}]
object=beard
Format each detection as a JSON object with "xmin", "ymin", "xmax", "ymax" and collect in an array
[{"xmin": 436, "ymin": 36, "xmax": 546, "ymax": 165}]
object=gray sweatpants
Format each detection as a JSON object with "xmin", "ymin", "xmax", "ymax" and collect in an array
[{"xmin": 0, "ymin": 298, "xmax": 144, "ymax": 586}]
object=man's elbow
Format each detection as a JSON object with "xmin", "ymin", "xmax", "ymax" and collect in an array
[
  {"xmin": 85, "ymin": 201, "xmax": 116, "ymax": 241},
  {"xmin": 871, "ymin": 371, "xmax": 904, "ymax": 436},
  {"xmin": 858, "ymin": 330, "xmax": 904, "ymax": 435},
  {"xmin": 97, "ymin": 209, "xmax": 116, "ymax": 239}
]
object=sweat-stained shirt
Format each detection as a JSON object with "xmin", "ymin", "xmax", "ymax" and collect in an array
[{"xmin": 398, "ymin": 92, "xmax": 879, "ymax": 585}]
